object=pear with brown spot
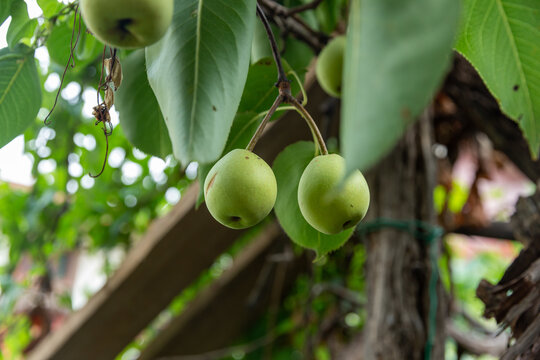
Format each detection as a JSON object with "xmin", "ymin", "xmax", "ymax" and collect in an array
[{"xmin": 204, "ymin": 149, "xmax": 277, "ymax": 229}]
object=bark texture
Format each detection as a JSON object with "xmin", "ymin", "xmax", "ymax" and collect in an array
[{"xmin": 362, "ymin": 113, "xmax": 446, "ymax": 360}]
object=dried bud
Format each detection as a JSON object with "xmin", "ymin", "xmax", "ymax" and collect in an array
[
  {"xmin": 104, "ymin": 88, "xmax": 114, "ymax": 109},
  {"xmin": 105, "ymin": 57, "xmax": 123, "ymax": 90}
]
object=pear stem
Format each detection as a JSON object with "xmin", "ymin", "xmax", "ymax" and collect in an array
[
  {"xmin": 254, "ymin": 0, "xmax": 328, "ymax": 156},
  {"xmin": 286, "ymin": 95, "xmax": 328, "ymax": 155},
  {"xmin": 247, "ymin": 94, "xmax": 283, "ymax": 151}
]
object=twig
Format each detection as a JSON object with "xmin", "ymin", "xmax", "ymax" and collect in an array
[
  {"xmin": 286, "ymin": 0, "xmax": 324, "ymax": 16},
  {"xmin": 263, "ymin": 246, "xmax": 290, "ymax": 359},
  {"xmin": 89, "ymin": 126, "xmax": 110, "ymax": 178},
  {"xmin": 446, "ymin": 321, "xmax": 508, "ymax": 357},
  {"xmin": 43, "ymin": 5, "xmax": 82, "ymax": 125},
  {"xmin": 312, "ymin": 282, "xmax": 365, "ymax": 307},
  {"xmin": 259, "ymin": 0, "xmax": 327, "ymax": 52},
  {"xmin": 252, "ymin": 0, "xmax": 328, "ymax": 155},
  {"xmin": 256, "ymin": 3, "xmax": 287, "ymax": 83},
  {"xmin": 302, "ymin": 263, "xmax": 316, "ymax": 358},
  {"xmin": 451, "ymin": 302, "xmax": 497, "ymax": 336},
  {"xmin": 451, "ymin": 222, "xmax": 515, "ymax": 240},
  {"xmin": 155, "ymin": 334, "xmax": 275, "ymax": 360}
]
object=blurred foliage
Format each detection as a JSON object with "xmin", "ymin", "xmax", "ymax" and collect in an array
[
  {"xmin": 0, "ymin": 1, "xmax": 527, "ymax": 359},
  {"xmin": 0, "ymin": 2, "xmax": 187, "ymax": 357},
  {"xmin": 211, "ymin": 240, "xmax": 367, "ymax": 359}
]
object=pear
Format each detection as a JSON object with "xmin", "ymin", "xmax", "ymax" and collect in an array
[
  {"xmin": 80, "ymin": 0, "xmax": 173, "ymax": 49},
  {"xmin": 315, "ymin": 36, "xmax": 345, "ymax": 97},
  {"xmin": 298, "ymin": 154, "xmax": 369, "ymax": 234},
  {"xmin": 204, "ymin": 149, "xmax": 277, "ymax": 229}
]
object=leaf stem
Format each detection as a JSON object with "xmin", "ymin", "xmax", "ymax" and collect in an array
[{"xmin": 247, "ymin": 94, "xmax": 283, "ymax": 151}]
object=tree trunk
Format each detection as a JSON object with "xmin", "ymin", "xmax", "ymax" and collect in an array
[{"xmin": 362, "ymin": 112, "xmax": 447, "ymax": 360}]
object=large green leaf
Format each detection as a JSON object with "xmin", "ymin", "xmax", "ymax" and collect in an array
[
  {"xmin": 456, "ymin": 0, "xmax": 540, "ymax": 156},
  {"xmin": 273, "ymin": 141, "xmax": 355, "ymax": 259},
  {"xmin": 0, "ymin": 46, "xmax": 41, "ymax": 149},
  {"xmin": 341, "ymin": 0, "xmax": 460, "ymax": 172},
  {"xmin": 115, "ymin": 50, "xmax": 173, "ymax": 159},
  {"xmin": 146, "ymin": 0, "xmax": 257, "ymax": 166}
]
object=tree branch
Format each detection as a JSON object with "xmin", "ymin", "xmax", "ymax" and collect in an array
[
  {"xmin": 259, "ymin": 0, "xmax": 327, "ymax": 52},
  {"xmin": 446, "ymin": 321, "xmax": 507, "ymax": 357},
  {"xmin": 286, "ymin": 0, "xmax": 324, "ymax": 16},
  {"xmin": 256, "ymin": 3, "xmax": 287, "ymax": 83},
  {"xmin": 450, "ymin": 222, "xmax": 515, "ymax": 240}
]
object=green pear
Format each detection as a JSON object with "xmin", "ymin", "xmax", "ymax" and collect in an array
[
  {"xmin": 298, "ymin": 154, "xmax": 369, "ymax": 234},
  {"xmin": 315, "ymin": 36, "xmax": 345, "ymax": 97},
  {"xmin": 80, "ymin": 0, "xmax": 173, "ymax": 49},
  {"xmin": 204, "ymin": 149, "xmax": 277, "ymax": 229}
]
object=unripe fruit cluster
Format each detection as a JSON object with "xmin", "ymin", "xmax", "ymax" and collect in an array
[
  {"xmin": 77, "ymin": 2, "xmax": 369, "ymax": 236},
  {"xmin": 204, "ymin": 149, "xmax": 370, "ymax": 235}
]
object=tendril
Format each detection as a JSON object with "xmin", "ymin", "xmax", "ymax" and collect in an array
[
  {"xmin": 89, "ymin": 125, "xmax": 110, "ymax": 178},
  {"xmin": 43, "ymin": 5, "xmax": 82, "ymax": 125},
  {"xmin": 90, "ymin": 47, "xmax": 118, "ymax": 178}
]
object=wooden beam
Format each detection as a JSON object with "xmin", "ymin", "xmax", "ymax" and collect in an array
[
  {"xmin": 139, "ymin": 222, "xmax": 304, "ymax": 359},
  {"xmin": 28, "ymin": 84, "xmax": 329, "ymax": 360}
]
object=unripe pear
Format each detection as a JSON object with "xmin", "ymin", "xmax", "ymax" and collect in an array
[
  {"xmin": 315, "ymin": 36, "xmax": 345, "ymax": 97},
  {"xmin": 80, "ymin": 0, "xmax": 173, "ymax": 49},
  {"xmin": 204, "ymin": 149, "xmax": 277, "ymax": 229},
  {"xmin": 298, "ymin": 154, "xmax": 369, "ymax": 234}
]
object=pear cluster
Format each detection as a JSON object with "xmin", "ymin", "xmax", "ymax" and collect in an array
[
  {"xmin": 204, "ymin": 150, "xmax": 370, "ymax": 234},
  {"xmin": 80, "ymin": 0, "xmax": 174, "ymax": 49}
]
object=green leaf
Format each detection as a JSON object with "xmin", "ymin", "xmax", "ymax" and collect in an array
[
  {"xmin": 115, "ymin": 50, "xmax": 173, "ymax": 159},
  {"xmin": 341, "ymin": 0, "xmax": 460, "ymax": 172},
  {"xmin": 0, "ymin": 46, "xmax": 41, "ymax": 149},
  {"xmin": 273, "ymin": 141, "xmax": 354, "ymax": 259},
  {"xmin": 36, "ymin": 0, "xmax": 64, "ymax": 18},
  {"xmin": 456, "ymin": 0, "xmax": 540, "ymax": 156},
  {"xmin": 315, "ymin": 0, "xmax": 347, "ymax": 34},
  {"xmin": 146, "ymin": 0, "xmax": 257, "ymax": 166},
  {"xmin": 251, "ymin": 20, "xmax": 279, "ymax": 64},
  {"xmin": 238, "ymin": 58, "xmax": 300, "ymax": 114},
  {"xmin": 0, "ymin": 0, "xmax": 15, "ymax": 25},
  {"xmin": 6, "ymin": 0, "xmax": 37, "ymax": 48}
]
